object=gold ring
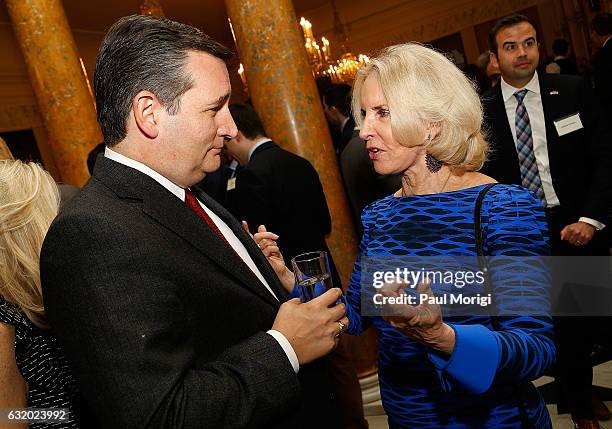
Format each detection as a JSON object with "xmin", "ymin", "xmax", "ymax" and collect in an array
[{"xmin": 338, "ymin": 320, "xmax": 346, "ymax": 331}]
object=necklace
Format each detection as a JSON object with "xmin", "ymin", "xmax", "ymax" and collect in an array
[{"xmin": 401, "ymin": 168, "xmax": 452, "ymax": 197}]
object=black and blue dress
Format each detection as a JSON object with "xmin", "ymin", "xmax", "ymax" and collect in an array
[{"xmin": 344, "ymin": 184, "xmax": 555, "ymax": 428}]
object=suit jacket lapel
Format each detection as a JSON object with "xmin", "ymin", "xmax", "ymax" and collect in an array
[
  {"xmin": 95, "ymin": 157, "xmax": 282, "ymax": 308},
  {"xmin": 491, "ymin": 85, "xmax": 521, "ymax": 175},
  {"xmin": 194, "ymin": 188, "xmax": 289, "ymax": 303},
  {"xmin": 538, "ymin": 73, "xmax": 561, "ymax": 156}
]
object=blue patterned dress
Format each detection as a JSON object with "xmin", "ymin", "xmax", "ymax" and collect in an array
[{"xmin": 344, "ymin": 184, "xmax": 555, "ymax": 428}]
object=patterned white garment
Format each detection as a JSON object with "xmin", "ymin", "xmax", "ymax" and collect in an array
[{"xmin": 0, "ymin": 297, "xmax": 80, "ymax": 428}]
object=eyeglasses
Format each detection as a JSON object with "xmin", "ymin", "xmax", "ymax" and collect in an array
[{"xmin": 502, "ymin": 38, "xmax": 538, "ymax": 53}]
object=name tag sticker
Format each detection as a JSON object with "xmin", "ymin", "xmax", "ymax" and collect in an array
[
  {"xmin": 226, "ymin": 177, "xmax": 236, "ymax": 191},
  {"xmin": 554, "ymin": 113, "xmax": 583, "ymax": 136}
]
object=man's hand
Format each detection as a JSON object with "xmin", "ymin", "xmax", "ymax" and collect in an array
[
  {"xmin": 560, "ymin": 221, "xmax": 596, "ymax": 246},
  {"xmin": 272, "ymin": 288, "xmax": 348, "ymax": 365}
]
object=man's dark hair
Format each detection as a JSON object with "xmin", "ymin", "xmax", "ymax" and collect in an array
[
  {"xmin": 323, "ymin": 84, "xmax": 352, "ymax": 117},
  {"xmin": 591, "ymin": 13, "xmax": 612, "ymax": 37},
  {"xmin": 229, "ymin": 104, "xmax": 266, "ymax": 140},
  {"xmin": 552, "ymin": 38, "xmax": 569, "ymax": 56},
  {"xmin": 94, "ymin": 15, "xmax": 233, "ymax": 146},
  {"xmin": 488, "ymin": 14, "xmax": 537, "ymax": 55}
]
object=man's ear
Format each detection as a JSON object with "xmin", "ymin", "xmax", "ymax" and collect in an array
[
  {"xmin": 489, "ymin": 51, "xmax": 499, "ymax": 68},
  {"xmin": 132, "ymin": 91, "xmax": 161, "ymax": 139},
  {"xmin": 234, "ymin": 130, "xmax": 243, "ymax": 142}
]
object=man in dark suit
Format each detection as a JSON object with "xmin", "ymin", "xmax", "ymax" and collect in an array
[
  {"xmin": 224, "ymin": 103, "xmax": 368, "ymax": 429},
  {"xmin": 225, "ymin": 104, "xmax": 338, "ymax": 277},
  {"xmin": 482, "ymin": 14, "xmax": 611, "ymax": 429},
  {"xmin": 196, "ymin": 149, "xmax": 240, "ymax": 209},
  {"xmin": 40, "ymin": 15, "xmax": 347, "ymax": 429},
  {"xmin": 546, "ymin": 38, "xmax": 579, "ymax": 75},
  {"xmin": 591, "ymin": 13, "xmax": 612, "ymax": 112},
  {"xmin": 323, "ymin": 84, "xmax": 355, "ymax": 156}
]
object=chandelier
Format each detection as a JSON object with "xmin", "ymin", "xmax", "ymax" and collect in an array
[
  {"xmin": 299, "ymin": 17, "xmax": 369, "ymax": 84},
  {"xmin": 232, "ymin": 16, "xmax": 369, "ymax": 91}
]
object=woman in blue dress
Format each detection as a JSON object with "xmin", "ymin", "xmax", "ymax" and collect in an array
[{"xmin": 256, "ymin": 43, "xmax": 555, "ymax": 428}]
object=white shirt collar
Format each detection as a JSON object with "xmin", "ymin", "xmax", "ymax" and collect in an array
[
  {"xmin": 501, "ymin": 70, "xmax": 540, "ymax": 103},
  {"xmin": 604, "ymin": 35, "xmax": 612, "ymax": 47},
  {"xmin": 104, "ymin": 146, "xmax": 186, "ymax": 201},
  {"xmin": 247, "ymin": 137, "xmax": 272, "ymax": 162}
]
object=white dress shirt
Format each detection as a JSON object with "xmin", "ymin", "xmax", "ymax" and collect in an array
[
  {"xmin": 104, "ymin": 147, "xmax": 300, "ymax": 372},
  {"xmin": 500, "ymin": 72, "xmax": 605, "ymax": 230}
]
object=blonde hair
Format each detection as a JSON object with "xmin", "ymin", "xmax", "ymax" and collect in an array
[
  {"xmin": 352, "ymin": 43, "xmax": 488, "ymax": 171},
  {"xmin": 0, "ymin": 160, "xmax": 60, "ymax": 329}
]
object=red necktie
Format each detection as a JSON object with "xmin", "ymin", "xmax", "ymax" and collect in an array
[{"xmin": 185, "ymin": 189, "xmax": 232, "ymax": 248}]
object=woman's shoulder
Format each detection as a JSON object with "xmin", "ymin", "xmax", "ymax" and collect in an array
[{"xmin": 0, "ymin": 297, "xmax": 30, "ymax": 330}]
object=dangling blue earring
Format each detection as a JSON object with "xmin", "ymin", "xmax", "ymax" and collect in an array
[
  {"xmin": 424, "ymin": 133, "xmax": 442, "ymax": 173},
  {"xmin": 425, "ymin": 153, "xmax": 442, "ymax": 173}
]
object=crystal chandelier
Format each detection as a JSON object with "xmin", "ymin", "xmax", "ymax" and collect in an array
[{"xmin": 299, "ymin": 17, "xmax": 369, "ymax": 84}]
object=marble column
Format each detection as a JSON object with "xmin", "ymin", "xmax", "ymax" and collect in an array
[
  {"xmin": 6, "ymin": 0, "xmax": 102, "ymax": 186},
  {"xmin": 225, "ymin": 0, "xmax": 358, "ymax": 288},
  {"xmin": 140, "ymin": 0, "xmax": 165, "ymax": 18},
  {"xmin": 0, "ymin": 136, "xmax": 14, "ymax": 160}
]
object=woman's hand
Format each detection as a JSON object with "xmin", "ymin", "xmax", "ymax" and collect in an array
[
  {"xmin": 242, "ymin": 222, "xmax": 295, "ymax": 293},
  {"xmin": 381, "ymin": 281, "xmax": 455, "ymax": 354}
]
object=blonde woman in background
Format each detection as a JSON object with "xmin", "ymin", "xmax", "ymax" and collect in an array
[{"xmin": 0, "ymin": 160, "xmax": 79, "ymax": 428}]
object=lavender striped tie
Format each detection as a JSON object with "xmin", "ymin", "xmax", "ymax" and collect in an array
[{"xmin": 514, "ymin": 89, "xmax": 546, "ymax": 203}]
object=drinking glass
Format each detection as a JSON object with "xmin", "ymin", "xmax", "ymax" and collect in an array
[{"xmin": 291, "ymin": 251, "xmax": 333, "ymax": 302}]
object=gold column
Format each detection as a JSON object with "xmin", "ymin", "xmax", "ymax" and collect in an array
[
  {"xmin": 225, "ymin": 0, "xmax": 358, "ymax": 287},
  {"xmin": 140, "ymin": 0, "xmax": 165, "ymax": 18},
  {"xmin": 6, "ymin": 0, "xmax": 102, "ymax": 186},
  {"xmin": 32, "ymin": 126, "xmax": 62, "ymax": 182},
  {"xmin": 0, "ymin": 136, "xmax": 14, "ymax": 160}
]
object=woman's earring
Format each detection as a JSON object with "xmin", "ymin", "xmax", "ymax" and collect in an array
[{"xmin": 425, "ymin": 153, "xmax": 442, "ymax": 173}]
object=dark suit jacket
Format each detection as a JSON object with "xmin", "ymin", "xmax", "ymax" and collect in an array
[
  {"xmin": 551, "ymin": 57, "xmax": 579, "ymax": 75},
  {"xmin": 481, "ymin": 73, "xmax": 611, "ymax": 225},
  {"xmin": 227, "ymin": 141, "xmax": 341, "ymax": 286},
  {"xmin": 332, "ymin": 117, "xmax": 355, "ymax": 155},
  {"xmin": 340, "ymin": 130, "xmax": 401, "ymax": 237},
  {"xmin": 592, "ymin": 41, "xmax": 612, "ymax": 111},
  {"xmin": 196, "ymin": 162, "xmax": 239, "ymax": 209},
  {"xmin": 40, "ymin": 156, "xmax": 337, "ymax": 429}
]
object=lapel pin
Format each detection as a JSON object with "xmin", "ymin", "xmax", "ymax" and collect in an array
[{"xmin": 549, "ymin": 90, "xmax": 559, "ymax": 95}]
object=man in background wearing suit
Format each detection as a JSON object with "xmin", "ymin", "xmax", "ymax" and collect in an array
[
  {"xmin": 545, "ymin": 38, "xmax": 579, "ymax": 75},
  {"xmin": 225, "ymin": 103, "xmax": 338, "ymax": 278},
  {"xmin": 224, "ymin": 103, "xmax": 368, "ymax": 429},
  {"xmin": 40, "ymin": 15, "xmax": 347, "ymax": 429},
  {"xmin": 323, "ymin": 84, "xmax": 355, "ymax": 156},
  {"xmin": 482, "ymin": 14, "xmax": 611, "ymax": 429}
]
